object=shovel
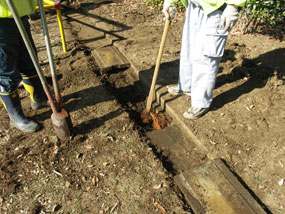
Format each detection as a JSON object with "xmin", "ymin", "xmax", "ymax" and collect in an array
[
  {"xmin": 145, "ymin": 19, "xmax": 170, "ymax": 112},
  {"xmin": 37, "ymin": 0, "xmax": 73, "ymax": 135},
  {"xmin": 141, "ymin": 19, "xmax": 170, "ymax": 130},
  {"xmin": 6, "ymin": 0, "xmax": 71, "ymax": 141}
]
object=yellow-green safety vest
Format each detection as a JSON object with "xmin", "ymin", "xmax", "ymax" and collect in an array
[
  {"xmin": 0, "ymin": 0, "xmax": 38, "ymax": 18},
  {"xmin": 180, "ymin": 0, "xmax": 246, "ymax": 14}
]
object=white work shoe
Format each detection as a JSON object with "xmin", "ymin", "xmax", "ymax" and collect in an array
[
  {"xmin": 183, "ymin": 107, "xmax": 209, "ymax": 120},
  {"xmin": 167, "ymin": 85, "xmax": 191, "ymax": 96}
]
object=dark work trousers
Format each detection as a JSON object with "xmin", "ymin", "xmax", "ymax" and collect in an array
[{"xmin": 0, "ymin": 16, "xmax": 38, "ymax": 94}]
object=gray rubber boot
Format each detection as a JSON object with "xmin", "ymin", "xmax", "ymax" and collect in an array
[
  {"xmin": 31, "ymin": 98, "xmax": 50, "ymax": 110},
  {"xmin": 0, "ymin": 92, "xmax": 40, "ymax": 132}
]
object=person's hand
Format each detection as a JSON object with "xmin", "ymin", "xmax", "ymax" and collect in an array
[
  {"xmin": 163, "ymin": 0, "xmax": 177, "ymax": 20},
  {"xmin": 221, "ymin": 4, "xmax": 239, "ymax": 32}
]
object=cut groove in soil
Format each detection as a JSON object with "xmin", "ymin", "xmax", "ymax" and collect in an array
[{"xmin": 90, "ymin": 60, "xmax": 177, "ymax": 170}]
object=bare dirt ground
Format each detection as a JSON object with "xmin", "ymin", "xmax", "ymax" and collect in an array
[{"xmin": 0, "ymin": 0, "xmax": 284, "ymax": 213}]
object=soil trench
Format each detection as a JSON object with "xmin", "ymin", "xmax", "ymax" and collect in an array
[{"xmin": 96, "ymin": 63, "xmax": 209, "ymax": 168}]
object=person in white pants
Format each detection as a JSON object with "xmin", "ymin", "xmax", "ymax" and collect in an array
[{"xmin": 163, "ymin": 0, "xmax": 245, "ymax": 119}]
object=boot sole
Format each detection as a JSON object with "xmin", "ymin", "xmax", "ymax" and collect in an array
[{"xmin": 10, "ymin": 121, "xmax": 41, "ymax": 133}]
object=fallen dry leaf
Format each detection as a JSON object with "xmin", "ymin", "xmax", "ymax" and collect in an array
[{"xmin": 156, "ymin": 203, "xmax": 166, "ymax": 214}]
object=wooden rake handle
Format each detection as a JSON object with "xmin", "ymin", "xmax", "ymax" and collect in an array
[{"xmin": 146, "ymin": 19, "xmax": 170, "ymax": 112}]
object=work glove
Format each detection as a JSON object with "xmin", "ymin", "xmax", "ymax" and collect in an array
[
  {"xmin": 220, "ymin": 4, "xmax": 239, "ymax": 32},
  {"xmin": 163, "ymin": 0, "xmax": 177, "ymax": 20}
]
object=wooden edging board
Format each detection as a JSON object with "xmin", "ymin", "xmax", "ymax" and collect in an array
[
  {"xmin": 174, "ymin": 158, "xmax": 268, "ymax": 214},
  {"xmin": 92, "ymin": 46, "xmax": 130, "ymax": 72}
]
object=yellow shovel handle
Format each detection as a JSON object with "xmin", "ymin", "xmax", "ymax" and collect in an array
[{"xmin": 56, "ymin": 8, "xmax": 67, "ymax": 53}]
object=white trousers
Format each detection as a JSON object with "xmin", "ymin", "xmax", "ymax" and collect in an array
[{"xmin": 178, "ymin": 2, "xmax": 228, "ymax": 108}]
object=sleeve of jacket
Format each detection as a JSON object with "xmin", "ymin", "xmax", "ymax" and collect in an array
[{"xmin": 225, "ymin": 0, "xmax": 246, "ymax": 7}]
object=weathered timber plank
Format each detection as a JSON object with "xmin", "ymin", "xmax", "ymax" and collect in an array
[
  {"xmin": 174, "ymin": 159, "xmax": 268, "ymax": 214},
  {"xmin": 92, "ymin": 46, "xmax": 130, "ymax": 71}
]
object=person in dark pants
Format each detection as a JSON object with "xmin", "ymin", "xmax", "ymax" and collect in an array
[{"xmin": 0, "ymin": 1, "xmax": 48, "ymax": 132}]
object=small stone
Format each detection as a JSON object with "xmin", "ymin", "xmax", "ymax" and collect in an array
[
  {"xmin": 278, "ymin": 178, "xmax": 284, "ymax": 186},
  {"xmin": 153, "ymin": 184, "xmax": 162, "ymax": 189},
  {"xmin": 76, "ymin": 153, "xmax": 83, "ymax": 159},
  {"xmin": 85, "ymin": 145, "xmax": 93, "ymax": 150},
  {"xmin": 53, "ymin": 204, "xmax": 61, "ymax": 212},
  {"xmin": 65, "ymin": 181, "xmax": 70, "ymax": 188},
  {"xmin": 92, "ymin": 177, "xmax": 96, "ymax": 185}
]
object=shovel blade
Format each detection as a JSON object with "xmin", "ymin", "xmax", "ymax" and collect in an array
[{"xmin": 51, "ymin": 109, "xmax": 71, "ymax": 141}]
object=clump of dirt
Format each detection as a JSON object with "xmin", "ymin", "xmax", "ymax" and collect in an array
[{"xmin": 140, "ymin": 110, "xmax": 168, "ymax": 130}]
